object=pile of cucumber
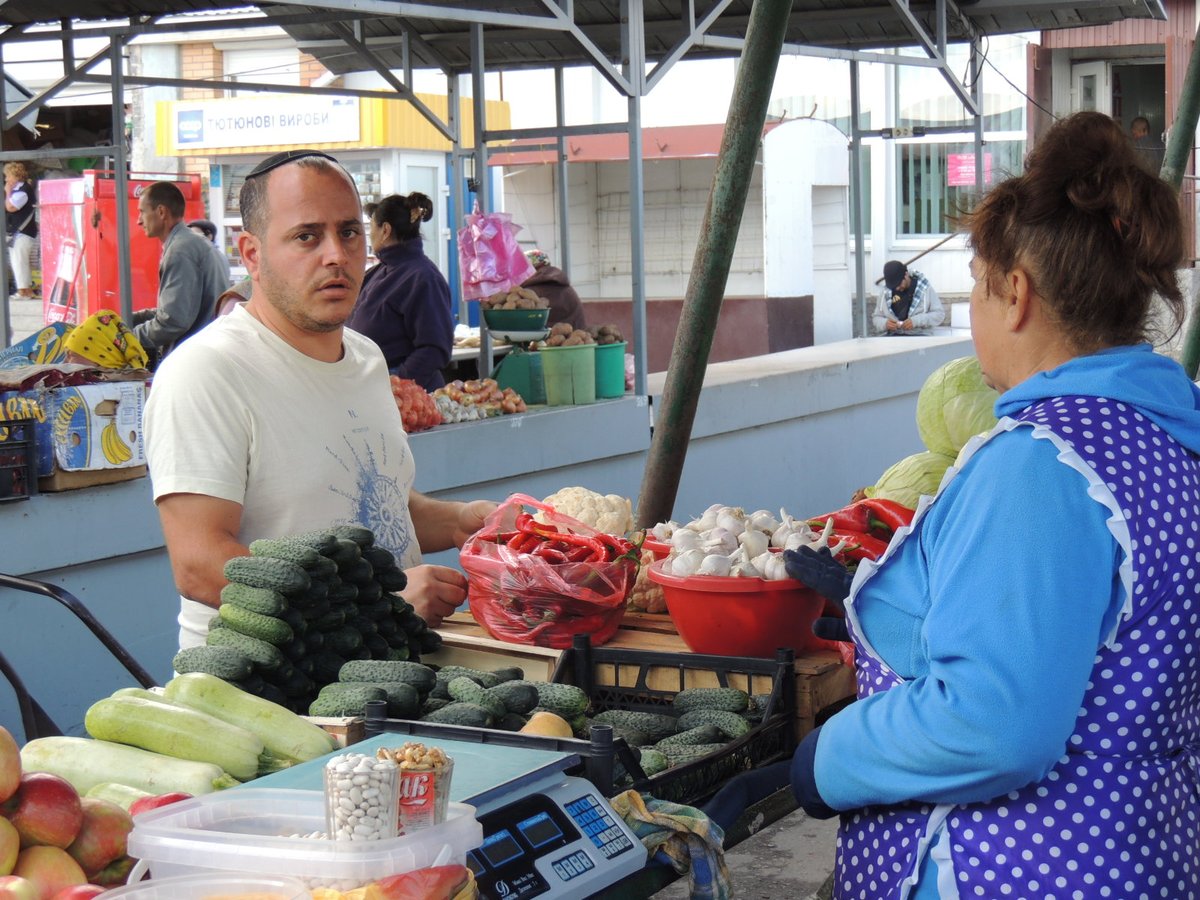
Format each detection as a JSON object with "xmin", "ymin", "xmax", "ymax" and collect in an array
[{"xmin": 171, "ymin": 524, "xmax": 442, "ymax": 714}]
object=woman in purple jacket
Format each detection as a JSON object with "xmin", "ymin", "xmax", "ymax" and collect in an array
[{"xmin": 347, "ymin": 192, "xmax": 454, "ymax": 391}]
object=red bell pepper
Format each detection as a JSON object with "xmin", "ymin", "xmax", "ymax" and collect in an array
[
  {"xmin": 832, "ymin": 530, "xmax": 891, "ymax": 563},
  {"xmin": 859, "ymin": 497, "xmax": 915, "ymax": 534},
  {"xmin": 810, "ymin": 498, "xmax": 914, "ymax": 541},
  {"xmin": 370, "ymin": 864, "xmax": 471, "ymax": 900}
]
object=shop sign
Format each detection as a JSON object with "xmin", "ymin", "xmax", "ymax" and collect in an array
[
  {"xmin": 946, "ymin": 152, "xmax": 992, "ymax": 187},
  {"xmin": 174, "ymin": 96, "xmax": 360, "ymax": 149}
]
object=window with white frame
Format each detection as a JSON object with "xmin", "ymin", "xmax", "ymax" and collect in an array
[{"xmin": 223, "ymin": 47, "xmax": 300, "ymax": 97}]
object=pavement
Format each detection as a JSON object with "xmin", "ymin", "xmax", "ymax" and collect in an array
[{"xmin": 651, "ymin": 808, "xmax": 838, "ymax": 899}]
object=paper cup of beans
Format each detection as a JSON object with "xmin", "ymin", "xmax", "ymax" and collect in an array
[
  {"xmin": 377, "ymin": 742, "xmax": 454, "ymax": 832},
  {"xmin": 323, "ymin": 751, "xmax": 402, "ymax": 841}
]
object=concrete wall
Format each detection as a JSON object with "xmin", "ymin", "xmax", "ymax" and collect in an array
[{"xmin": 0, "ymin": 332, "xmax": 973, "ymax": 741}]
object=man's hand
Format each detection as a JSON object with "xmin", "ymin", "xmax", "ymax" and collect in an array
[
  {"xmin": 402, "ymin": 563, "xmax": 469, "ymax": 628},
  {"xmin": 885, "ymin": 319, "xmax": 899, "ymax": 332},
  {"xmin": 451, "ymin": 499, "xmax": 497, "ymax": 549},
  {"xmin": 902, "ymin": 318, "xmax": 914, "ymax": 331}
]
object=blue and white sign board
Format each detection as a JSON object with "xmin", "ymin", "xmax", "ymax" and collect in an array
[{"xmin": 174, "ymin": 96, "xmax": 360, "ymax": 149}]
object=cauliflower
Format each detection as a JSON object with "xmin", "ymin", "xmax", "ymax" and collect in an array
[{"xmin": 539, "ymin": 486, "xmax": 634, "ymax": 535}]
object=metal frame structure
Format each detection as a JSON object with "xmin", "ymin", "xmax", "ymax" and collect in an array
[{"xmin": 0, "ymin": 0, "xmax": 1166, "ymax": 390}]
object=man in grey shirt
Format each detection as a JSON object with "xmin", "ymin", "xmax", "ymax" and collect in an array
[{"xmin": 134, "ymin": 181, "xmax": 227, "ymax": 361}]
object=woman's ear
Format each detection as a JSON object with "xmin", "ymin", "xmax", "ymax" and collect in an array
[{"xmin": 1004, "ymin": 268, "xmax": 1035, "ymax": 331}]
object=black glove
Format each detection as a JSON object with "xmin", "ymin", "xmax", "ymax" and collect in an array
[
  {"xmin": 130, "ymin": 307, "xmax": 157, "ymax": 326},
  {"xmin": 783, "ymin": 546, "xmax": 853, "ymax": 643}
]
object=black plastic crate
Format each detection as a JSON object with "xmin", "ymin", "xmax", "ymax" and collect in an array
[
  {"xmin": 0, "ymin": 418, "xmax": 37, "ymax": 502},
  {"xmin": 552, "ymin": 635, "xmax": 797, "ymax": 806}
]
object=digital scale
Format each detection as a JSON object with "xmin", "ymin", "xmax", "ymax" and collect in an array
[{"xmin": 252, "ymin": 732, "xmax": 648, "ymax": 898}]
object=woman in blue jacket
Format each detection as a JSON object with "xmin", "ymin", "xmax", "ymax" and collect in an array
[
  {"xmin": 789, "ymin": 111, "xmax": 1200, "ymax": 898},
  {"xmin": 347, "ymin": 192, "xmax": 454, "ymax": 391}
]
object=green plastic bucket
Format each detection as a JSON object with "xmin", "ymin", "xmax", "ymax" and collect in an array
[
  {"xmin": 491, "ymin": 348, "xmax": 546, "ymax": 405},
  {"xmin": 540, "ymin": 344, "xmax": 596, "ymax": 406},
  {"xmin": 593, "ymin": 341, "xmax": 627, "ymax": 399}
]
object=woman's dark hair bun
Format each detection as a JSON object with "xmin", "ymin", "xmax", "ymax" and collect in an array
[{"xmin": 407, "ymin": 192, "xmax": 434, "ymax": 223}]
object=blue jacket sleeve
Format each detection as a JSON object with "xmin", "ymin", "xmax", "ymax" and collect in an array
[
  {"xmin": 390, "ymin": 269, "xmax": 454, "ymax": 387},
  {"xmin": 814, "ymin": 428, "xmax": 1122, "ymax": 810}
]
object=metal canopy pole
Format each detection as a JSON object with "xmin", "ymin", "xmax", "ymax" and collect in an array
[
  {"xmin": 635, "ymin": 0, "xmax": 792, "ymax": 528},
  {"xmin": 448, "ymin": 71, "xmax": 468, "ymax": 326},
  {"xmin": 850, "ymin": 59, "xmax": 867, "ymax": 338},
  {"xmin": 470, "ymin": 24, "xmax": 494, "ymax": 373},
  {"xmin": 554, "ymin": 65, "xmax": 571, "ymax": 279},
  {"xmin": 110, "ymin": 37, "xmax": 133, "ymax": 322},
  {"xmin": 1165, "ymin": 20, "xmax": 1200, "ymax": 378},
  {"xmin": 623, "ymin": 0, "xmax": 649, "ymax": 398},
  {"xmin": 0, "ymin": 49, "xmax": 10, "ymax": 346}
]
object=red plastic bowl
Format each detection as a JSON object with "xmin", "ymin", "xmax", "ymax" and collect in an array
[
  {"xmin": 646, "ymin": 559, "xmax": 827, "ymax": 657},
  {"xmin": 642, "ymin": 538, "xmax": 671, "ymax": 560}
]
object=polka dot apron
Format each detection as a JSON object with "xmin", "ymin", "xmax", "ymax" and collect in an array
[{"xmin": 834, "ymin": 396, "xmax": 1200, "ymax": 900}]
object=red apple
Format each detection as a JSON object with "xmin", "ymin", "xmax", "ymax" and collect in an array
[
  {"xmin": 127, "ymin": 792, "xmax": 191, "ymax": 819},
  {"xmin": 89, "ymin": 854, "xmax": 134, "ymax": 888},
  {"xmin": 1, "ymin": 775, "xmax": 83, "ymax": 850},
  {"xmin": 0, "ymin": 875, "xmax": 38, "ymax": 900},
  {"xmin": 64, "ymin": 799, "xmax": 131, "ymax": 877},
  {"xmin": 11, "ymin": 847, "xmax": 85, "ymax": 900},
  {"xmin": 49, "ymin": 887, "xmax": 105, "ymax": 900},
  {"xmin": 0, "ymin": 819, "xmax": 18, "ymax": 876},
  {"xmin": 0, "ymin": 729, "xmax": 19, "ymax": 806}
]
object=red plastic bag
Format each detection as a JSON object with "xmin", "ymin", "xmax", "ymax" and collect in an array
[
  {"xmin": 459, "ymin": 494, "xmax": 638, "ymax": 648},
  {"xmin": 456, "ymin": 205, "xmax": 536, "ymax": 301}
]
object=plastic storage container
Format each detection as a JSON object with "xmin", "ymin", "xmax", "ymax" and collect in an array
[
  {"xmin": 0, "ymin": 418, "xmax": 37, "ymax": 502},
  {"xmin": 539, "ymin": 343, "xmax": 595, "ymax": 405},
  {"xmin": 98, "ymin": 873, "xmax": 311, "ymax": 899},
  {"xmin": 126, "ymin": 787, "xmax": 482, "ymax": 892},
  {"xmin": 593, "ymin": 341, "xmax": 627, "ymax": 399}
]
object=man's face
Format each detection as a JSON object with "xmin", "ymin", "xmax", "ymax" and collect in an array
[
  {"xmin": 137, "ymin": 196, "xmax": 166, "ymax": 240},
  {"xmin": 1132, "ymin": 121, "xmax": 1148, "ymax": 140},
  {"xmin": 239, "ymin": 164, "xmax": 366, "ymax": 334}
]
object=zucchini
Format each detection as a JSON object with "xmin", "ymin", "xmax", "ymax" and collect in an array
[
  {"xmin": 338, "ymin": 659, "xmax": 437, "ymax": 693},
  {"xmin": 218, "ymin": 604, "xmax": 294, "ymax": 646},
  {"xmin": 85, "ymin": 695, "xmax": 265, "ymax": 782},
  {"xmin": 221, "ymin": 583, "xmax": 287, "ymax": 617},
  {"xmin": 172, "ymin": 645, "xmax": 253, "ymax": 681},
  {"xmin": 163, "ymin": 673, "xmax": 336, "ymax": 764},
  {"xmin": 85, "ymin": 781, "xmax": 153, "ymax": 812},
  {"xmin": 21, "ymin": 736, "xmax": 240, "ymax": 796},
  {"xmin": 223, "ymin": 556, "xmax": 311, "ymax": 595},
  {"xmin": 672, "ymin": 687, "xmax": 750, "ymax": 715}
]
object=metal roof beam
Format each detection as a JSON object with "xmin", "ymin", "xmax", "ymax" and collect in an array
[
  {"xmin": 3, "ymin": 38, "xmax": 112, "ymax": 131},
  {"xmin": 645, "ymin": 0, "xmax": 737, "ymax": 93},
  {"xmin": 325, "ymin": 20, "xmax": 456, "ymax": 141},
  {"xmin": 887, "ymin": 0, "xmax": 979, "ymax": 115},
  {"xmin": 536, "ymin": 0, "xmax": 635, "ymax": 96},
  {"xmin": 698, "ymin": 34, "xmax": 961, "ymax": 68},
  {"xmin": 484, "ymin": 120, "xmax": 630, "ymax": 142},
  {"xmin": 70, "ymin": 71, "xmax": 457, "ymax": 105},
  {"xmin": 266, "ymin": 0, "xmax": 566, "ymax": 32}
]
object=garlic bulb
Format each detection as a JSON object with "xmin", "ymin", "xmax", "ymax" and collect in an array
[
  {"xmin": 701, "ymin": 527, "xmax": 738, "ymax": 556},
  {"xmin": 739, "ymin": 529, "xmax": 769, "ymax": 559},
  {"xmin": 760, "ymin": 553, "xmax": 789, "ymax": 581},
  {"xmin": 671, "ymin": 548, "xmax": 706, "ymax": 577},
  {"xmin": 746, "ymin": 509, "xmax": 780, "ymax": 533},
  {"xmin": 715, "ymin": 511, "xmax": 746, "ymax": 536},
  {"xmin": 670, "ymin": 529, "xmax": 702, "ymax": 552},
  {"xmin": 651, "ymin": 521, "xmax": 680, "ymax": 541},
  {"xmin": 697, "ymin": 554, "xmax": 732, "ymax": 577},
  {"xmin": 731, "ymin": 560, "xmax": 761, "ymax": 578}
]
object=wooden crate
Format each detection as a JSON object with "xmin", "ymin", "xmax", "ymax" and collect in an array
[
  {"xmin": 304, "ymin": 715, "xmax": 366, "ymax": 747},
  {"xmin": 433, "ymin": 610, "xmax": 856, "ymax": 742}
]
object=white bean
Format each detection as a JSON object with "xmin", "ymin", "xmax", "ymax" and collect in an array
[{"xmin": 323, "ymin": 752, "xmax": 400, "ymax": 842}]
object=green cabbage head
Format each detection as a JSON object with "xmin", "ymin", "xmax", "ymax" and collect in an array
[
  {"xmin": 864, "ymin": 450, "xmax": 956, "ymax": 509},
  {"xmin": 916, "ymin": 356, "xmax": 999, "ymax": 456}
]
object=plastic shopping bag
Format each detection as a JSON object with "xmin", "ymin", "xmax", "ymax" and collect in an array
[
  {"xmin": 456, "ymin": 205, "xmax": 536, "ymax": 301},
  {"xmin": 459, "ymin": 494, "xmax": 639, "ymax": 648}
]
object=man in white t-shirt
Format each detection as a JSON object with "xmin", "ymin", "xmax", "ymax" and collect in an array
[{"xmin": 144, "ymin": 149, "xmax": 494, "ymax": 649}]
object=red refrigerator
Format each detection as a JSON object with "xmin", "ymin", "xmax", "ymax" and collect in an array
[{"xmin": 38, "ymin": 171, "xmax": 207, "ymax": 325}]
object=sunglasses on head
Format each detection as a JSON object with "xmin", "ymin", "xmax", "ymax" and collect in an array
[{"xmin": 245, "ymin": 149, "xmax": 341, "ymax": 180}]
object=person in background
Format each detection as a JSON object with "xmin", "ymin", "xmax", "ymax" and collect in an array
[
  {"xmin": 5, "ymin": 162, "xmax": 38, "ymax": 301},
  {"xmin": 188, "ymin": 218, "xmax": 233, "ymax": 289},
  {"xmin": 143, "ymin": 150, "xmax": 493, "ymax": 650},
  {"xmin": 345, "ymin": 192, "xmax": 454, "ymax": 392},
  {"xmin": 788, "ymin": 111, "xmax": 1200, "ymax": 899},
  {"xmin": 133, "ymin": 182, "xmax": 228, "ymax": 361},
  {"xmin": 522, "ymin": 248, "xmax": 586, "ymax": 330},
  {"xmin": 62, "ymin": 309, "xmax": 150, "ymax": 369},
  {"xmin": 1130, "ymin": 115, "xmax": 1166, "ymax": 171},
  {"xmin": 872, "ymin": 259, "xmax": 944, "ymax": 334}
]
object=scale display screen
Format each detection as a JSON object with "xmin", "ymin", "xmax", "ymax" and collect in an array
[
  {"xmin": 517, "ymin": 813, "xmax": 563, "ymax": 850},
  {"xmin": 479, "ymin": 830, "xmax": 524, "ymax": 869}
]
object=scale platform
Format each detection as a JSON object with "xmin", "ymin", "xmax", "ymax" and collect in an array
[{"xmin": 250, "ymin": 732, "xmax": 647, "ymax": 898}]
